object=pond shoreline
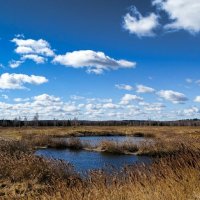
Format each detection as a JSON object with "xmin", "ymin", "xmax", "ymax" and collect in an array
[
  {"xmin": 34, "ymin": 132, "xmax": 155, "ymax": 139},
  {"xmin": 32, "ymin": 135, "xmax": 149, "ymax": 156},
  {"xmin": 34, "ymin": 145, "xmax": 139, "ymax": 155}
]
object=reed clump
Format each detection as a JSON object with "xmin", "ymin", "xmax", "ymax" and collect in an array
[
  {"xmin": 132, "ymin": 132, "xmax": 155, "ymax": 138},
  {"xmin": 47, "ymin": 137, "xmax": 86, "ymax": 150},
  {"xmin": 21, "ymin": 134, "xmax": 52, "ymax": 147},
  {"xmin": 65, "ymin": 137, "xmax": 84, "ymax": 150},
  {"xmin": 137, "ymin": 136, "xmax": 200, "ymax": 156},
  {"xmin": 21, "ymin": 134, "xmax": 86, "ymax": 150},
  {"xmin": 99, "ymin": 140, "xmax": 139, "ymax": 154}
]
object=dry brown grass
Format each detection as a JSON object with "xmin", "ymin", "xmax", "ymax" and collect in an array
[
  {"xmin": 19, "ymin": 130, "xmax": 200, "ymax": 156},
  {"xmin": 15, "ymin": 129, "xmax": 200, "ymax": 156},
  {"xmin": 48, "ymin": 138, "xmax": 84, "ymax": 150},
  {"xmin": 99, "ymin": 140, "xmax": 139, "ymax": 154},
  {"xmin": 22, "ymin": 134, "xmax": 140, "ymax": 154},
  {"xmin": 0, "ymin": 138, "xmax": 199, "ymax": 200},
  {"xmin": 0, "ymin": 140, "xmax": 81, "ymax": 198},
  {"xmin": 0, "ymin": 126, "xmax": 200, "ymax": 199},
  {"xmin": 21, "ymin": 135, "xmax": 88, "ymax": 150},
  {"xmin": 1, "ymin": 126, "xmax": 200, "ymax": 140}
]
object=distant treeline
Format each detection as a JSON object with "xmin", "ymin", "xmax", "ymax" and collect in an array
[{"xmin": 0, "ymin": 118, "xmax": 200, "ymax": 127}]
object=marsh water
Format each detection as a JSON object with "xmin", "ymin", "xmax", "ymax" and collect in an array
[
  {"xmin": 36, "ymin": 136, "xmax": 152, "ymax": 172},
  {"xmin": 54, "ymin": 135, "xmax": 146, "ymax": 147}
]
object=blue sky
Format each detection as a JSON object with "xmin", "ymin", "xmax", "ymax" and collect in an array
[{"xmin": 0, "ymin": 0, "xmax": 200, "ymax": 120}]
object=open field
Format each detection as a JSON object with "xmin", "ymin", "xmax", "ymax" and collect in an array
[
  {"xmin": 0, "ymin": 126, "xmax": 200, "ymax": 199},
  {"xmin": 1, "ymin": 125, "xmax": 200, "ymax": 140}
]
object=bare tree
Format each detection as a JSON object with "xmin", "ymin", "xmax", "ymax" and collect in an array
[
  {"xmin": 24, "ymin": 116, "xmax": 28, "ymax": 127},
  {"xmin": 72, "ymin": 117, "xmax": 79, "ymax": 127},
  {"xmin": 33, "ymin": 113, "xmax": 39, "ymax": 127},
  {"xmin": 13, "ymin": 117, "xmax": 18, "ymax": 127}
]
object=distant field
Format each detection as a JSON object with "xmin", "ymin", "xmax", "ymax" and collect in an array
[{"xmin": 0, "ymin": 126, "xmax": 200, "ymax": 140}]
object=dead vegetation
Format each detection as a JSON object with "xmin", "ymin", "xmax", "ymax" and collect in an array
[
  {"xmin": 1, "ymin": 125, "xmax": 200, "ymax": 140},
  {"xmin": 0, "ymin": 138, "xmax": 199, "ymax": 199},
  {"xmin": 19, "ymin": 132, "xmax": 200, "ymax": 156},
  {"xmin": 99, "ymin": 140, "xmax": 139, "ymax": 154},
  {"xmin": 0, "ymin": 126, "xmax": 200, "ymax": 199}
]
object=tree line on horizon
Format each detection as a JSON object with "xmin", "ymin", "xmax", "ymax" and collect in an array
[{"xmin": 0, "ymin": 115, "xmax": 200, "ymax": 127}]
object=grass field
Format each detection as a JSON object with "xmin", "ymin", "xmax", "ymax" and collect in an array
[
  {"xmin": 0, "ymin": 126, "xmax": 200, "ymax": 199},
  {"xmin": 1, "ymin": 125, "xmax": 200, "ymax": 139}
]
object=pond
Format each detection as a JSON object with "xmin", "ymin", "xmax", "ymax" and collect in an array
[
  {"xmin": 36, "ymin": 136, "xmax": 152, "ymax": 172},
  {"xmin": 54, "ymin": 135, "xmax": 147, "ymax": 147}
]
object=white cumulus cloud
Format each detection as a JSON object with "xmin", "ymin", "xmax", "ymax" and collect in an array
[
  {"xmin": 9, "ymin": 60, "xmax": 24, "ymax": 68},
  {"xmin": 1, "ymin": 94, "xmax": 9, "ymax": 100},
  {"xmin": 153, "ymin": 0, "xmax": 200, "ymax": 34},
  {"xmin": 120, "ymin": 94, "xmax": 143, "ymax": 105},
  {"xmin": 115, "ymin": 84, "xmax": 133, "ymax": 91},
  {"xmin": 0, "ymin": 73, "xmax": 48, "ymax": 89},
  {"xmin": 158, "ymin": 90, "xmax": 188, "ymax": 104},
  {"xmin": 14, "ymin": 98, "xmax": 30, "ymax": 102},
  {"xmin": 11, "ymin": 37, "xmax": 54, "ymax": 67},
  {"xmin": 194, "ymin": 96, "xmax": 200, "ymax": 103},
  {"xmin": 183, "ymin": 107, "xmax": 200, "ymax": 116},
  {"xmin": 102, "ymin": 103, "xmax": 120, "ymax": 109},
  {"xmin": 142, "ymin": 102, "xmax": 165, "ymax": 111},
  {"xmin": 22, "ymin": 54, "xmax": 46, "ymax": 64},
  {"xmin": 123, "ymin": 6, "xmax": 159, "ymax": 37},
  {"xmin": 33, "ymin": 94, "xmax": 60, "ymax": 102},
  {"xmin": 53, "ymin": 50, "xmax": 136, "ymax": 74},
  {"xmin": 136, "ymin": 84, "xmax": 155, "ymax": 93},
  {"xmin": 12, "ymin": 38, "xmax": 55, "ymax": 56}
]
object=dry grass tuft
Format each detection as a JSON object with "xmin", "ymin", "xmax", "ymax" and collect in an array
[
  {"xmin": 99, "ymin": 140, "xmax": 139, "ymax": 154},
  {"xmin": 47, "ymin": 137, "xmax": 84, "ymax": 150}
]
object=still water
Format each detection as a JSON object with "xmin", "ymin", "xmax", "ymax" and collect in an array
[{"xmin": 36, "ymin": 136, "xmax": 151, "ymax": 172}]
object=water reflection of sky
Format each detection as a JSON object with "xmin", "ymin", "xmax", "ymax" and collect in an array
[{"xmin": 36, "ymin": 136, "xmax": 151, "ymax": 172}]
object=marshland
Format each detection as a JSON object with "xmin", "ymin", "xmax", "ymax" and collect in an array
[
  {"xmin": 1, "ymin": 0, "xmax": 200, "ymax": 199},
  {"xmin": 0, "ymin": 125, "xmax": 200, "ymax": 199}
]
